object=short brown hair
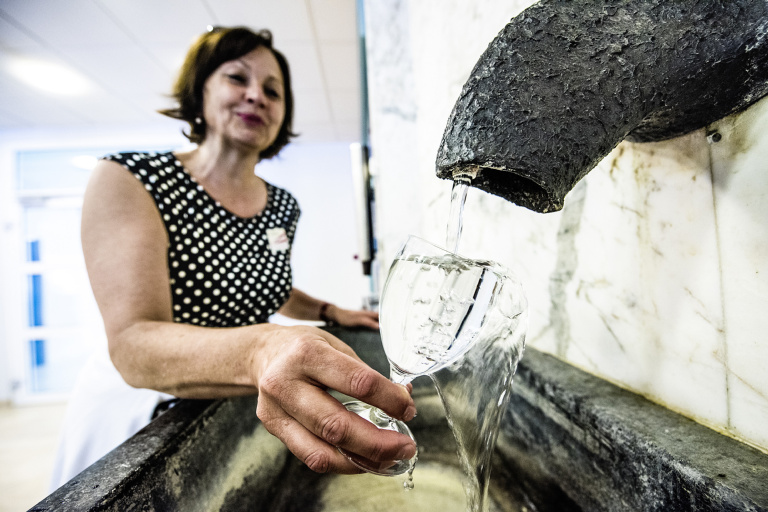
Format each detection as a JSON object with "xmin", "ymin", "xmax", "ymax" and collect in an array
[{"xmin": 159, "ymin": 26, "xmax": 297, "ymax": 159}]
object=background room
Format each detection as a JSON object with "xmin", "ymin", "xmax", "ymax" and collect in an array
[
  {"xmin": 0, "ymin": 1, "xmax": 371, "ymax": 509},
  {"xmin": 4, "ymin": 0, "xmax": 768, "ymax": 510}
]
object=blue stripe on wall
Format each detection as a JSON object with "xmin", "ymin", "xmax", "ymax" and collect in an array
[
  {"xmin": 28, "ymin": 274, "xmax": 43, "ymax": 327},
  {"xmin": 30, "ymin": 339, "xmax": 46, "ymax": 367},
  {"xmin": 27, "ymin": 240, "xmax": 40, "ymax": 262}
]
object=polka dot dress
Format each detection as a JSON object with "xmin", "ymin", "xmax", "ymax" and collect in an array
[{"xmin": 106, "ymin": 151, "xmax": 300, "ymax": 327}]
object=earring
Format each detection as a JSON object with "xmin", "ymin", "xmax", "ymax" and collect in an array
[{"xmin": 194, "ymin": 116, "xmax": 203, "ymax": 125}]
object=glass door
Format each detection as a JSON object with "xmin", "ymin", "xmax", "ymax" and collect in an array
[
  {"xmin": 8, "ymin": 148, "xmax": 108, "ymax": 403},
  {"xmin": 18, "ymin": 197, "xmax": 104, "ymax": 400}
]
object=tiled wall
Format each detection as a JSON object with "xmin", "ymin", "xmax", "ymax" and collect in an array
[{"xmin": 364, "ymin": 0, "xmax": 768, "ymax": 452}]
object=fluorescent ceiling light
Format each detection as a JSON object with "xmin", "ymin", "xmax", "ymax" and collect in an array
[{"xmin": 6, "ymin": 56, "xmax": 92, "ymax": 96}]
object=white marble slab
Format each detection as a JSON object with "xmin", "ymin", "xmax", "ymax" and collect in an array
[
  {"xmin": 565, "ymin": 134, "xmax": 729, "ymax": 427},
  {"xmin": 363, "ymin": 0, "xmax": 422, "ymax": 267},
  {"xmin": 364, "ymin": 0, "xmax": 768, "ymax": 452},
  {"xmin": 709, "ymin": 96, "xmax": 768, "ymax": 450}
]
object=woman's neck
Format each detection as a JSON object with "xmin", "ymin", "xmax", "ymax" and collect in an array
[
  {"xmin": 175, "ymin": 142, "xmax": 268, "ymax": 217},
  {"xmin": 183, "ymin": 139, "xmax": 260, "ymax": 182}
]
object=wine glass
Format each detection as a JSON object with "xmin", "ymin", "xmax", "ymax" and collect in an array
[{"xmin": 340, "ymin": 235, "xmax": 525, "ymax": 476}]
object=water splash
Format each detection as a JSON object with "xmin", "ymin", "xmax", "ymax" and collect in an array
[{"xmin": 430, "ymin": 314, "xmax": 526, "ymax": 512}]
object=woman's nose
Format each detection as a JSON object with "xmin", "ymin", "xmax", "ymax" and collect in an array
[{"xmin": 246, "ymin": 84, "xmax": 266, "ymax": 105}]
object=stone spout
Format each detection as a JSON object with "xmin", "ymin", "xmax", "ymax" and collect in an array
[{"xmin": 435, "ymin": 0, "xmax": 768, "ymax": 213}]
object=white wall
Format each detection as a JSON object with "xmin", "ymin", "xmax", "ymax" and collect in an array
[
  {"xmin": 364, "ymin": 0, "xmax": 768, "ymax": 453},
  {"xmin": 259, "ymin": 141, "xmax": 370, "ymax": 310},
  {"xmin": 0, "ymin": 124, "xmax": 366, "ymax": 402}
]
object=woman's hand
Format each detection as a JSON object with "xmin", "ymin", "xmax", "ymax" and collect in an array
[
  {"xmin": 252, "ymin": 325, "xmax": 415, "ymax": 473},
  {"xmin": 277, "ymin": 290, "xmax": 379, "ymax": 330},
  {"xmin": 325, "ymin": 305, "xmax": 379, "ymax": 330}
]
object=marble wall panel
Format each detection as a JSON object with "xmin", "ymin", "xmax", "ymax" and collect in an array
[
  {"xmin": 363, "ymin": 0, "xmax": 422, "ymax": 266},
  {"xmin": 709, "ymin": 96, "xmax": 768, "ymax": 450},
  {"xmin": 363, "ymin": 0, "xmax": 768, "ymax": 452},
  {"xmin": 565, "ymin": 135, "xmax": 729, "ymax": 427}
]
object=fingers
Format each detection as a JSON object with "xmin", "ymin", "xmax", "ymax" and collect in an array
[
  {"xmin": 335, "ymin": 309, "xmax": 380, "ymax": 329},
  {"xmin": 257, "ymin": 395, "xmax": 361, "ymax": 474},
  {"xmin": 357, "ymin": 312, "xmax": 380, "ymax": 329},
  {"xmin": 301, "ymin": 335, "xmax": 415, "ymax": 421},
  {"xmin": 255, "ymin": 327, "xmax": 417, "ymax": 474},
  {"xmin": 263, "ymin": 380, "xmax": 416, "ymax": 467}
]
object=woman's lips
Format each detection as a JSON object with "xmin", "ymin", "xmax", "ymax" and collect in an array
[{"xmin": 237, "ymin": 113, "xmax": 264, "ymax": 126}]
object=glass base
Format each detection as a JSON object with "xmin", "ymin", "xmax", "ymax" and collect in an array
[{"xmin": 340, "ymin": 400, "xmax": 418, "ymax": 476}]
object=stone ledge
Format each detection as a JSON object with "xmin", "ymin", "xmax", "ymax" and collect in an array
[
  {"xmin": 495, "ymin": 348, "xmax": 768, "ymax": 511},
  {"xmin": 29, "ymin": 328, "xmax": 768, "ymax": 511}
]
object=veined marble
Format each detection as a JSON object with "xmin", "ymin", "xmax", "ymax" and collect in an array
[
  {"xmin": 364, "ymin": 0, "xmax": 768, "ymax": 452},
  {"xmin": 709, "ymin": 100, "xmax": 768, "ymax": 448}
]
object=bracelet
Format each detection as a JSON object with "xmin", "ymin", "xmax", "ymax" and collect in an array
[{"xmin": 319, "ymin": 302, "xmax": 336, "ymax": 325}]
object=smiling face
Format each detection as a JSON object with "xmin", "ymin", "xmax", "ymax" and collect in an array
[{"xmin": 200, "ymin": 46, "xmax": 286, "ymax": 155}]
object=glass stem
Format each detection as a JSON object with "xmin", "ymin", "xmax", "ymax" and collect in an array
[
  {"xmin": 389, "ymin": 366, "xmax": 413, "ymax": 386},
  {"xmin": 372, "ymin": 407, "xmax": 394, "ymax": 423}
]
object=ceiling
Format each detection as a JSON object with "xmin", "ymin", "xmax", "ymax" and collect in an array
[{"xmin": 0, "ymin": 0, "xmax": 363, "ymax": 143}]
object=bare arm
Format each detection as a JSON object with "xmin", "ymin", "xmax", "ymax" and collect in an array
[{"xmin": 81, "ymin": 159, "xmax": 414, "ymax": 473}]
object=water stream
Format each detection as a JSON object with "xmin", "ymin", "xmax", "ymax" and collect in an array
[
  {"xmin": 431, "ymin": 178, "xmax": 527, "ymax": 512},
  {"xmin": 446, "ymin": 179, "xmax": 470, "ymax": 254}
]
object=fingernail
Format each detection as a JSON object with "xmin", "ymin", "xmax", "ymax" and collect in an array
[
  {"xmin": 403, "ymin": 405, "xmax": 417, "ymax": 422},
  {"xmin": 397, "ymin": 443, "xmax": 417, "ymax": 460}
]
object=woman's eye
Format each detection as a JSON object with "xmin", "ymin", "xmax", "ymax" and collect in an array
[
  {"xmin": 265, "ymin": 88, "xmax": 281, "ymax": 99},
  {"xmin": 227, "ymin": 74, "xmax": 246, "ymax": 83}
]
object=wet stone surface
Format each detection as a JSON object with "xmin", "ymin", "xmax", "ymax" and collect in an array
[{"xmin": 31, "ymin": 327, "xmax": 768, "ymax": 511}]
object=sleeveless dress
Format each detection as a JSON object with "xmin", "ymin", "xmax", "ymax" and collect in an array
[
  {"xmin": 108, "ymin": 150, "xmax": 301, "ymax": 326},
  {"xmin": 50, "ymin": 150, "xmax": 301, "ymax": 490}
]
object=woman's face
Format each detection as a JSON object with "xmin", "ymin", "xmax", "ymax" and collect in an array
[{"xmin": 201, "ymin": 46, "xmax": 286, "ymax": 155}]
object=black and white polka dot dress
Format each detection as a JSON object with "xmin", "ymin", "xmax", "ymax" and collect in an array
[{"xmin": 106, "ymin": 151, "xmax": 300, "ymax": 327}]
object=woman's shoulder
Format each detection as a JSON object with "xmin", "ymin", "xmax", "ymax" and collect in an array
[
  {"xmin": 264, "ymin": 181, "xmax": 300, "ymax": 209},
  {"xmin": 101, "ymin": 151, "xmax": 188, "ymax": 196},
  {"xmin": 104, "ymin": 151, "xmax": 178, "ymax": 168}
]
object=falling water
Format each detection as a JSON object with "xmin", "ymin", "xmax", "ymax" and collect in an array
[
  {"xmin": 436, "ymin": 177, "xmax": 528, "ymax": 512},
  {"xmin": 446, "ymin": 178, "xmax": 470, "ymax": 254},
  {"xmin": 430, "ymin": 334, "xmax": 525, "ymax": 512}
]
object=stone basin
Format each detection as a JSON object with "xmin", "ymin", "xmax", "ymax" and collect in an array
[{"xmin": 31, "ymin": 327, "xmax": 768, "ymax": 511}]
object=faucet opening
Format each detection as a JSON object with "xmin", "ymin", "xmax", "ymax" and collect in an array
[
  {"xmin": 450, "ymin": 165, "xmax": 555, "ymax": 212},
  {"xmin": 451, "ymin": 165, "xmax": 480, "ymax": 185}
]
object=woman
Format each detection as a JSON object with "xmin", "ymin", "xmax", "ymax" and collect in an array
[{"xmin": 52, "ymin": 26, "xmax": 416, "ymax": 487}]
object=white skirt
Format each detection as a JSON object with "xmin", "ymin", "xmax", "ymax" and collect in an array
[{"xmin": 49, "ymin": 347, "xmax": 171, "ymax": 491}]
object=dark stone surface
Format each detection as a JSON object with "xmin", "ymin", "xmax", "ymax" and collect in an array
[
  {"xmin": 496, "ymin": 350, "xmax": 768, "ymax": 511},
  {"xmin": 435, "ymin": 0, "xmax": 768, "ymax": 213},
  {"xmin": 30, "ymin": 397, "xmax": 290, "ymax": 511},
  {"xmin": 31, "ymin": 327, "xmax": 768, "ymax": 511},
  {"xmin": 30, "ymin": 398, "xmax": 219, "ymax": 511}
]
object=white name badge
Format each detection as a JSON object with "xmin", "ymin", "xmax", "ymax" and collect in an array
[{"xmin": 266, "ymin": 227, "xmax": 290, "ymax": 252}]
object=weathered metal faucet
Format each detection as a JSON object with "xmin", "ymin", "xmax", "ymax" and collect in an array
[{"xmin": 436, "ymin": 0, "xmax": 768, "ymax": 213}]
